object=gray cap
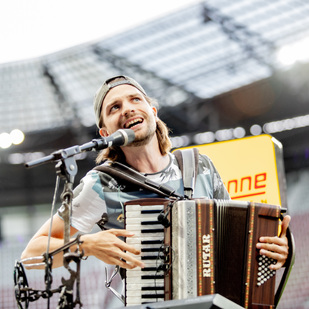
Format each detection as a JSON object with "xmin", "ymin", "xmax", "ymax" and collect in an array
[{"xmin": 93, "ymin": 75, "xmax": 147, "ymax": 128}]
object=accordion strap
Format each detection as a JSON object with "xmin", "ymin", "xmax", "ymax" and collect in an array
[
  {"xmin": 93, "ymin": 161, "xmax": 183, "ymax": 199},
  {"xmin": 94, "ymin": 149, "xmax": 199, "ymax": 199},
  {"xmin": 173, "ymin": 148, "xmax": 199, "ymax": 198},
  {"xmin": 275, "ymin": 225, "xmax": 296, "ymax": 307}
]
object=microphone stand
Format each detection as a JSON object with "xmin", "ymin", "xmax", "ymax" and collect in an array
[
  {"xmin": 54, "ymin": 157, "xmax": 83, "ymax": 309},
  {"xmin": 25, "ymin": 137, "xmax": 109, "ymax": 169},
  {"xmin": 15, "ymin": 130, "xmax": 137, "ymax": 308},
  {"xmin": 19, "ymin": 141, "xmax": 103, "ymax": 309}
]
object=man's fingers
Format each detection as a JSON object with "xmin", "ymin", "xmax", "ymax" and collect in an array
[
  {"xmin": 269, "ymin": 260, "xmax": 285, "ymax": 271},
  {"xmin": 108, "ymin": 250, "xmax": 144, "ymax": 269},
  {"xmin": 259, "ymin": 233, "xmax": 289, "ymax": 247},
  {"xmin": 118, "ymin": 242, "xmax": 141, "ymax": 255},
  {"xmin": 89, "ymin": 229, "xmax": 145, "ymax": 268},
  {"xmin": 99, "ymin": 246, "xmax": 144, "ymax": 269},
  {"xmin": 257, "ymin": 241, "xmax": 288, "ymax": 256},
  {"xmin": 256, "ymin": 237, "xmax": 287, "ymax": 252},
  {"xmin": 108, "ymin": 228, "xmax": 136, "ymax": 237},
  {"xmin": 120, "ymin": 253, "xmax": 145, "ymax": 269},
  {"xmin": 117, "ymin": 258, "xmax": 143, "ymax": 270},
  {"xmin": 255, "ymin": 215, "xmax": 290, "ymax": 271},
  {"xmin": 105, "ymin": 229, "xmax": 142, "ymax": 255}
]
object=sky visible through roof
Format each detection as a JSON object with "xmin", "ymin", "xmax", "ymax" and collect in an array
[{"xmin": 0, "ymin": 0, "xmax": 199, "ymax": 64}]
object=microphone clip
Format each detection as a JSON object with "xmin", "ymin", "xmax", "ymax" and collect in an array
[{"xmin": 157, "ymin": 201, "xmax": 174, "ymax": 228}]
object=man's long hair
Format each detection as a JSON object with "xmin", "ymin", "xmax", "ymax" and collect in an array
[{"xmin": 95, "ymin": 97, "xmax": 172, "ymax": 164}]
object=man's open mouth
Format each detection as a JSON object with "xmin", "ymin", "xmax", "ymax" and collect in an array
[{"xmin": 124, "ymin": 118, "xmax": 143, "ymax": 129}]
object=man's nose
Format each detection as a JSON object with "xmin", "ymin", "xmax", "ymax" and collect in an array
[{"xmin": 122, "ymin": 102, "xmax": 135, "ymax": 116}]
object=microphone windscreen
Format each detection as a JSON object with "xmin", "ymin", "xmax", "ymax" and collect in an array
[
  {"xmin": 120, "ymin": 129, "xmax": 135, "ymax": 146},
  {"xmin": 108, "ymin": 129, "xmax": 135, "ymax": 147}
]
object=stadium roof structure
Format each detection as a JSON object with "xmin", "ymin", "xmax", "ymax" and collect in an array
[
  {"xmin": 1, "ymin": 0, "xmax": 309, "ymax": 135},
  {"xmin": 1, "ymin": 0, "xmax": 309, "ymax": 207}
]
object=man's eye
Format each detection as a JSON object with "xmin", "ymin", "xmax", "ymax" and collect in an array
[
  {"xmin": 133, "ymin": 97, "xmax": 141, "ymax": 102},
  {"xmin": 110, "ymin": 105, "xmax": 119, "ymax": 112}
]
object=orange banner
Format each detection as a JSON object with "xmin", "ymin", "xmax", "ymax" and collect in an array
[{"xmin": 178, "ymin": 135, "xmax": 286, "ymax": 206}]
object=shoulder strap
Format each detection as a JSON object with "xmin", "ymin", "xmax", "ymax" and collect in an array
[
  {"xmin": 275, "ymin": 226, "xmax": 295, "ymax": 307},
  {"xmin": 174, "ymin": 148, "xmax": 199, "ymax": 198},
  {"xmin": 93, "ymin": 161, "xmax": 182, "ymax": 199}
]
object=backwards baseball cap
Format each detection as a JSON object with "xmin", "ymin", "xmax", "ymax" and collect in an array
[{"xmin": 93, "ymin": 75, "xmax": 147, "ymax": 128}]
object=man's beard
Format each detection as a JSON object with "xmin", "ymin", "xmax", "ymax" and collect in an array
[{"xmin": 128, "ymin": 124, "xmax": 156, "ymax": 147}]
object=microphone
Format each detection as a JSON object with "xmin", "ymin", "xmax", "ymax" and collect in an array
[
  {"xmin": 93, "ymin": 129, "xmax": 135, "ymax": 150},
  {"xmin": 25, "ymin": 129, "xmax": 135, "ymax": 168}
]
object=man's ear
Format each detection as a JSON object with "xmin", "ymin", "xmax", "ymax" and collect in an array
[
  {"xmin": 152, "ymin": 106, "xmax": 158, "ymax": 120},
  {"xmin": 99, "ymin": 128, "xmax": 109, "ymax": 137}
]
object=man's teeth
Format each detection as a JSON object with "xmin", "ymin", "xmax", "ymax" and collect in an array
[{"xmin": 126, "ymin": 119, "xmax": 142, "ymax": 128}]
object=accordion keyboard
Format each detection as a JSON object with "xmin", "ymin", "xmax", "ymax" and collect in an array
[{"xmin": 125, "ymin": 203, "xmax": 167, "ymax": 306}]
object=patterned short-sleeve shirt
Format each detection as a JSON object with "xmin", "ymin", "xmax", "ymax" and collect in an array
[{"xmin": 58, "ymin": 153, "xmax": 230, "ymax": 233}]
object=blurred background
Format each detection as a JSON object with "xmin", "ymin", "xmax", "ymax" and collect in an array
[{"xmin": 0, "ymin": 0, "xmax": 309, "ymax": 308}]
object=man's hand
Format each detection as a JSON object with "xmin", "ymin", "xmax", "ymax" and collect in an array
[
  {"xmin": 81, "ymin": 229, "xmax": 145, "ymax": 269},
  {"xmin": 256, "ymin": 215, "xmax": 291, "ymax": 270}
]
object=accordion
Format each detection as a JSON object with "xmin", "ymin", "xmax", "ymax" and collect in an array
[{"xmin": 124, "ymin": 198, "xmax": 283, "ymax": 309}]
